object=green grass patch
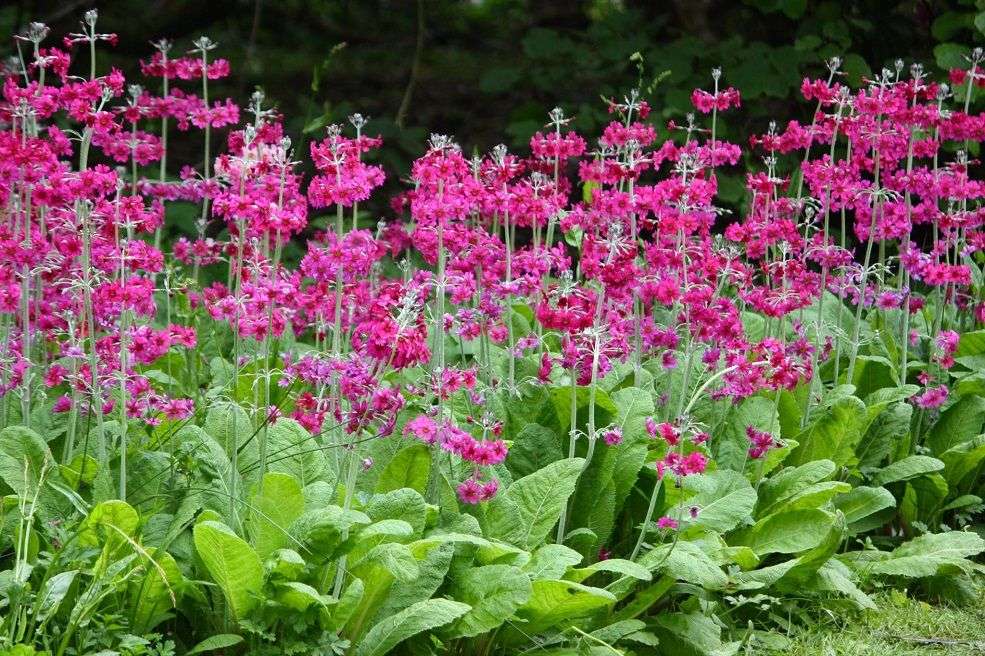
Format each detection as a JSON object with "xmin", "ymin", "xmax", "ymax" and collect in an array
[{"xmin": 764, "ymin": 583, "xmax": 985, "ymax": 655}]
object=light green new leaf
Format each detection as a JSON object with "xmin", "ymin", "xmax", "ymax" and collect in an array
[
  {"xmin": 447, "ymin": 565, "xmax": 532, "ymax": 638},
  {"xmin": 192, "ymin": 520, "xmax": 264, "ymax": 619},
  {"xmin": 376, "ymin": 443, "xmax": 431, "ymax": 494},
  {"xmin": 248, "ymin": 472, "xmax": 305, "ymax": 559},
  {"xmin": 486, "ymin": 458, "xmax": 584, "ymax": 549},
  {"xmin": 355, "ymin": 598, "xmax": 471, "ymax": 656},
  {"xmin": 80, "ymin": 499, "xmax": 139, "ymax": 547},
  {"xmin": 872, "ymin": 455, "xmax": 945, "ymax": 486}
]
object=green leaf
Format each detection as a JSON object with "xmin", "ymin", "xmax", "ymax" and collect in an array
[
  {"xmin": 265, "ymin": 418, "xmax": 327, "ymax": 486},
  {"xmin": 505, "ymin": 424, "xmax": 563, "ymax": 478},
  {"xmin": 523, "ymin": 544, "xmax": 583, "ymax": 580},
  {"xmin": 485, "ymin": 458, "xmax": 584, "ymax": 549},
  {"xmin": 757, "ymin": 459, "xmax": 835, "ymax": 517},
  {"xmin": 203, "ymin": 402, "xmax": 256, "ymax": 466},
  {"xmin": 276, "ymin": 581, "xmax": 330, "ymax": 611},
  {"xmin": 129, "ymin": 548, "xmax": 182, "ymax": 633},
  {"xmin": 0, "ymin": 425, "xmax": 54, "ymax": 498},
  {"xmin": 833, "ymin": 486, "xmax": 896, "ymax": 531},
  {"xmin": 447, "ymin": 565, "xmax": 532, "ymax": 638},
  {"xmin": 846, "ymin": 531, "xmax": 985, "ymax": 578},
  {"xmin": 926, "ymin": 395, "xmax": 985, "ymax": 454},
  {"xmin": 567, "ymin": 558, "xmax": 651, "ymax": 584},
  {"xmin": 858, "ymin": 402, "xmax": 912, "ymax": 469},
  {"xmin": 816, "ymin": 560, "xmax": 876, "ymax": 610},
  {"xmin": 193, "ymin": 520, "xmax": 264, "ymax": 619},
  {"xmin": 377, "ymin": 541, "xmax": 454, "ymax": 620},
  {"xmin": 939, "ymin": 435, "xmax": 985, "ymax": 491},
  {"xmin": 872, "ymin": 456, "xmax": 945, "ymax": 486},
  {"xmin": 735, "ymin": 509, "xmax": 835, "ymax": 556},
  {"xmin": 652, "ymin": 611, "xmax": 723, "ymax": 656},
  {"xmin": 718, "ymin": 396, "xmax": 779, "ymax": 471},
  {"xmin": 36, "ymin": 570, "xmax": 78, "ymax": 627},
  {"xmin": 248, "ymin": 472, "xmax": 305, "ymax": 559},
  {"xmin": 513, "ymin": 579, "xmax": 615, "ymax": 635},
  {"xmin": 642, "ymin": 541, "xmax": 728, "ymax": 590},
  {"xmin": 355, "ymin": 598, "xmax": 471, "ymax": 656},
  {"xmin": 365, "ymin": 488, "xmax": 429, "ymax": 537},
  {"xmin": 80, "ymin": 500, "xmax": 139, "ymax": 547},
  {"xmin": 186, "ymin": 634, "xmax": 245, "ymax": 655},
  {"xmin": 936, "ymin": 43, "xmax": 971, "ymax": 71},
  {"xmin": 376, "ymin": 443, "xmax": 430, "ymax": 494},
  {"xmin": 671, "ymin": 470, "xmax": 756, "ymax": 533},
  {"xmin": 789, "ymin": 396, "xmax": 866, "ymax": 467}
]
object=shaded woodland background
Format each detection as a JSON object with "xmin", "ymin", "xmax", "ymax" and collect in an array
[{"xmin": 2, "ymin": 0, "xmax": 982, "ymax": 208}]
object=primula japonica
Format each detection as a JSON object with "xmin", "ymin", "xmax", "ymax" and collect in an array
[{"xmin": 1, "ymin": 14, "xmax": 984, "ymax": 529}]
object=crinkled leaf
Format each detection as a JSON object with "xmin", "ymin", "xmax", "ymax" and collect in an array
[
  {"xmin": 485, "ymin": 457, "xmax": 584, "ymax": 549},
  {"xmin": 354, "ymin": 598, "xmax": 470, "ymax": 656}
]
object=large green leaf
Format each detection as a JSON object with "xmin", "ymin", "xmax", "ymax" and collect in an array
[
  {"xmin": 872, "ymin": 456, "xmax": 945, "ymax": 486},
  {"xmin": 858, "ymin": 402, "xmax": 912, "ymax": 469},
  {"xmin": 505, "ymin": 423, "xmax": 563, "ymax": 478},
  {"xmin": 789, "ymin": 396, "xmax": 866, "ymax": 467},
  {"xmin": 756, "ymin": 459, "xmax": 835, "ymax": 517},
  {"xmin": 938, "ymin": 435, "xmax": 985, "ymax": 492},
  {"xmin": 485, "ymin": 457, "xmax": 584, "ymax": 549},
  {"xmin": 734, "ymin": 509, "xmax": 835, "ymax": 556},
  {"xmin": 354, "ymin": 598, "xmax": 470, "ymax": 656},
  {"xmin": 926, "ymin": 395, "xmax": 985, "ymax": 454},
  {"xmin": 192, "ymin": 520, "xmax": 264, "ymax": 619},
  {"xmin": 652, "ymin": 611, "xmax": 723, "ymax": 656},
  {"xmin": 203, "ymin": 402, "xmax": 256, "ymax": 466},
  {"xmin": 447, "ymin": 564, "xmax": 532, "ymax": 638},
  {"xmin": 523, "ymin": 544, "xmax": 583, "ymax": 580},
  {"xmin": 642, "ymin": 540, "xmax": 727, "ymax": 590},
  {"xmin": 0, "ymin": 426, "xmax": 62, "ymax": 517},
  {"xmin": 832, "ymin": 486, "xmax": 896, "ymax": 532},
  {"xmin": 376, "ymin": 443, "xmax": 431, "ymax": 495},
  {"xmin": 670, "ymin": 470, "xmax": 756, "ymax": 533},
  {"xmin": 717, "ymin": 396, "xmax": 780, "ymax": 471},
  {"xmin": 376, "ymin": 541, "xmax": 454, "ymax": 620},
  {"xmin": 129, "ymin": 548, "xmax": 182, "ymax": 633},
  {"xmin": 843, "ymin": 531, "xmax": 985, "ymax": 578},
  {"xmin": 264, "ymin": 418, "xmax": 327, "ymax": 486},
  {"xmin": 248, "ymin": 472, "xmax": 305, "ymax": 559}
]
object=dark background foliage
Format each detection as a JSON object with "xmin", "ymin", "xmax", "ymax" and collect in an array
[{"xmin": 2, "ymin": 0, "xmax": 983, "ymax": 209}]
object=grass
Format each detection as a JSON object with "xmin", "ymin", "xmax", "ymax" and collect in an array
[{"xmin": 762, "ymin": 584, "xmax": 985, "ymax": 656}]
